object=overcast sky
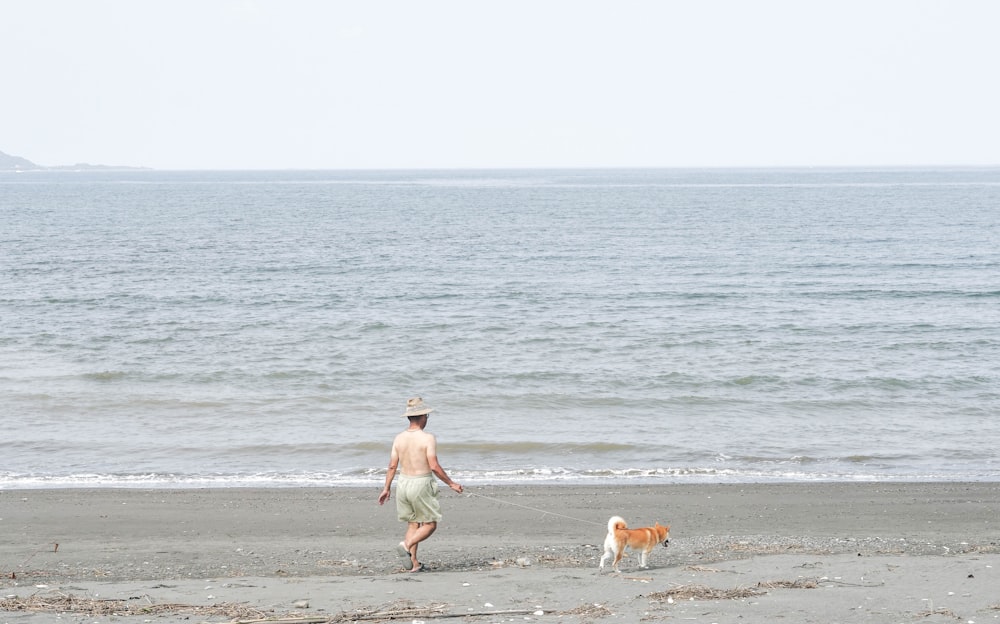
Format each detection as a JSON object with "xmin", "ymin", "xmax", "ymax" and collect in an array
[{"xmin": 3, "ymin": 1, "xmax": 999, "ymax": 170}]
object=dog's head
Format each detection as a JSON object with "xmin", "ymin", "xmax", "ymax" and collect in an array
[{"xmin": 655, "ymin": 522, "xmax": 670, "ymax": 547}]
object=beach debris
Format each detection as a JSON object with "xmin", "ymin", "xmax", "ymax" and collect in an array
[
  {"xmin": 684, "ymin": 565, "xmax": 724, "ymax": 573},
  {"xmin": 649, "ymin": 584, "xmax": 766, "ymax": 601},
  {"xmin": 756, "ymin": 579, "xmax": 819, "ymax": 590},
  {"xmin": 316, "ymin": 559, "xmax": 358, "ymax": 568},
  {"xmin": 649, "ymin": 578, "xmax": 818, "ymax": 602},
  {"xmin": 274, "ymin": 599, "xmax": 556, "ymax": 623},
  {"xmin": 560, "ymin": 603, "xmax": 613, "ymax": 618},
  {"xmin": 916, "ymin": 607, "xmax": 960, "ymax": 619},
  {"xmin": 0, "ymin": 594, "xmax": 564, "ymax": 624},
  {"xmin": 0, "ymin": 594, "xmax": 271, "ymax": 620}
]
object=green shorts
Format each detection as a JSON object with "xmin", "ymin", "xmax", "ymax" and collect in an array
[{"xmin": 395, "ymin": 474, "xmax": 442, "ymax": 523}]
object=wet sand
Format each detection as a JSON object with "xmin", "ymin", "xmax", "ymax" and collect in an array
[{"xmin": 2, "ymin": 482, "xmax": 999, "ymax": 622}]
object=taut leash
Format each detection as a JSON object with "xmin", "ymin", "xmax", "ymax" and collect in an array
[{"xmin": 463, "ymin": 490, "xmax": 603, "ymax": 526}]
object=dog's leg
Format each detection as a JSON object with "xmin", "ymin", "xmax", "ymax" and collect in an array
[{"xmin": 612, "ymin": 548, "xmax": 624, "ymax": 572}]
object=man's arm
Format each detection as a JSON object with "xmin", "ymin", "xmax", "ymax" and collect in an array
[
  {"xmin": 426, "ymin": 435, "xmax": 463, "ymax": 494},
  {"xmin": 378, "ymin": 444, "xmax": 399, "ymax": 505}
]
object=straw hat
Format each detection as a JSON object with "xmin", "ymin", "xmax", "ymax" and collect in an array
[{"xmin": 403, "ymin": 397, "xmax": 434, "ymax": 418}]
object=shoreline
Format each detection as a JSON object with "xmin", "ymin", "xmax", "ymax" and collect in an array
[{"xmin": 3, "ymin": 482, "xmax": 999, "ymax": 622}]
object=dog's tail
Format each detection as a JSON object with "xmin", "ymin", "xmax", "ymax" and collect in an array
[{"xmin": 608, "ymin": 515, "xmax": 627, "ymax": 533}]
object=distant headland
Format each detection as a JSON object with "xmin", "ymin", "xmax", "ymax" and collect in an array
[{"xmin": 0, "ymin": 149, "xmax": 150, "ymax": 171}]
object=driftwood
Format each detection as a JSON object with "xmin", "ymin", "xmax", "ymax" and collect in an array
[
  {"xmin": 0, "ymin": 593, "xmax": 556, "ymax": 623},
  {"xmin": 0, "ymin": 594, "xmax": 269, "ymax": 619},
  {"xmin": 236, "ymin": 608, "xmax": 555, "ymax": 623}
]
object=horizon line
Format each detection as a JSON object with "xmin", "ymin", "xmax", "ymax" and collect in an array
[{"xmin": 6, "ymin": 163, "xmax": 1000, "ymax": 173}]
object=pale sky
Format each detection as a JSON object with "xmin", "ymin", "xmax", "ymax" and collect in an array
[{"xmin": 3, "ymin": 0, "xmax": 999, "ymax": 170}]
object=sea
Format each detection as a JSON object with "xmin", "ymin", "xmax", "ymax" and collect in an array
[{"xmin": 2, "ymin": 167, "xmax": 998, "ymax": 489}]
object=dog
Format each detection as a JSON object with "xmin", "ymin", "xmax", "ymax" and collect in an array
[{"xmin": 599, "ymin": 515, "xmax": 670, "ymax": 572}]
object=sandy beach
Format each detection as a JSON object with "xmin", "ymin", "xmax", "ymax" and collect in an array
[{"xmin": 2, "ymin": 482, "xmax": 999, "ymax": 623}]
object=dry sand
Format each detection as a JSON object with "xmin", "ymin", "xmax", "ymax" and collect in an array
[{"xmin": 2, "ymin": 482, "xmax": 999, "ymax": 623}]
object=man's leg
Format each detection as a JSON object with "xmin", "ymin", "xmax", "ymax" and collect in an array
[{"xmin": 403, "ymin": 521, "xmax": 437, "ymax": 570}]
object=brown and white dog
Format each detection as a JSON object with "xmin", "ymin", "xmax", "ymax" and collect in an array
[{"xmin": 599, "ymin": 515, "xmax": 670, "ymax": 572}]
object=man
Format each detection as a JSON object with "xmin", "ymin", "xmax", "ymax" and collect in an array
[{"xmin": 378, "ymin": 397, "xmax": 463, "ymax": 572}]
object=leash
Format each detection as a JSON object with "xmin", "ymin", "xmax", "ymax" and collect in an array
[{"xmin": 464, "ymin": 490, "xmax": 604, "ymax": 527}]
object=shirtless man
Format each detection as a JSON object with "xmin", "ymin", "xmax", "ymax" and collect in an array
[{"xmin": 378, "ymin": 397, "xmax": 463, "ymax": 572}]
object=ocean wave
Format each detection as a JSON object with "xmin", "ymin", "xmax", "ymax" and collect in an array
[
  {"xmin": 80, "ymin": 370, "xmax": 129, "ymax": 382},
  {"xmin": 3, "ymin": 463, "xmax": 997, "ymax": 490},
  {"xmin": 152, "ymin": 440, "xmax": 647, "ymax": 459},
  {"xmin": 447, "ymin": 441, "xmax": 636, "ymax": 454}
]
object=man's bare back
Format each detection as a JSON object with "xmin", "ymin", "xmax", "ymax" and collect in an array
[{"xmin": 391, "ymin": 428, "xmax": 437, "ymax": 477}]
